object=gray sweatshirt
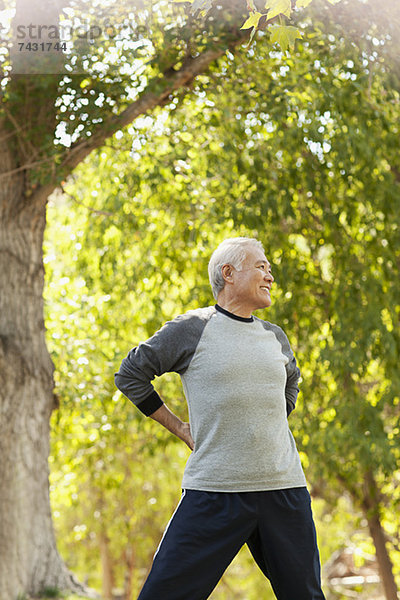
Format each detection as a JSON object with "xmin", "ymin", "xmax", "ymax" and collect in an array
[{"xmin": 115, "ymin": 304, "xmax": 307, "ymax": 492}]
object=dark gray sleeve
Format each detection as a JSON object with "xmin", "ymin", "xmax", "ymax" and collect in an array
[
  {"xmin": 275, "ymin": 326, "xmax": 300, "ymax": 416},
  {"xmin": 284, "ymin": 352, "xmax": 301, "ymax": 417},
  {"xmin": 114, "ymin": 312, "xmax": 209, "ymax": 416}
]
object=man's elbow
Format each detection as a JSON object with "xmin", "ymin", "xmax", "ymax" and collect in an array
[{"xmin": 114, "ymin": 372, "xmax": 128, "ymax": 396}]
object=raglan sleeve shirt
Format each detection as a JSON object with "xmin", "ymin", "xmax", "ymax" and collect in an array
[
  {"xmin": 114, "ymin": 309, "xmax": 212, "ymax": 416},
  {"xmin": 114, "ymin": 305, "xmax": 307, "ymax": 493},
  {"xmin": 115, "ymin": 308, "xmax": 301, "ymax": 419}
]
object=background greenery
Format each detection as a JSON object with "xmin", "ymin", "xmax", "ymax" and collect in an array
[{"xmin": 40, "ymin": 3, "xmax": 400, "ymax": 599}]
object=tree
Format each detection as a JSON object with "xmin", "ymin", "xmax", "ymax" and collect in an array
[{"xmin": 0, "ymin": 0, "xmax": 398, "ymax": 597}]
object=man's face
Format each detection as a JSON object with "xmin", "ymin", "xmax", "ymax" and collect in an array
[{"xmin": 229, "ymin": 246, "xmax": 274, "ymax": 311}]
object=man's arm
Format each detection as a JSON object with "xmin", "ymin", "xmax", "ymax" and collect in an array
[
  {"xmin": 115, "ymin": 312, "xmax": 208, "ymax": 415},
  {"xmin": 114, "ymin": 310, "xmax": 211, "ymax": 445},
  {"xmin": 285, "ymin": 354, "xmax": 300, "ymax": 417},
  {"xmin": 150, "ymin": 404, "xmax": 194, "ymax": 450}
]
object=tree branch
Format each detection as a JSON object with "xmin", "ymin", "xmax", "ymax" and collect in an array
[
  {"xmin": 59, "ymin": 41, "xmax": 245, "ymax": 175},
  {"xmin": 59, "ymin": 182, "xmax": 114, "ymax": 217}
]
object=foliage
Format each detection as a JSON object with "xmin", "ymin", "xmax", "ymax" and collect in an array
[
  {"xmin": 171, "ymin": 0, "xmax": 343, "ymax": 51},
  {"xmin": 44, "ymin": 11, "xmax": 400, "ymax": 597}
]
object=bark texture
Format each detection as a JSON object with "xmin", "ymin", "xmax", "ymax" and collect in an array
[{"xmin": 0, "ymin": 124, "xmax": 88, "ymax": 599}]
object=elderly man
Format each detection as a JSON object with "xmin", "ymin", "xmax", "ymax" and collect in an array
[{"xmin": 115, "ymin": 237, "xmax": 326, "ymax": 600}]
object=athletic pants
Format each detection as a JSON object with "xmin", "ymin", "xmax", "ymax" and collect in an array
[{"xmin": 138, "ymin": 487, "xmax": 326, "ymax": 600}]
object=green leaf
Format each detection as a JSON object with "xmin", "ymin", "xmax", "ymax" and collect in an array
[
  {"xmin": 270, "ymin": 24, "xmax": 302, "ymax": 50},
  {"xmin": 264, "ymin": 0, "xmax": 291, "ymax": 20},
  {"xmin": 241, "ymin": 12, "xmax": 265, "ymax": 30}
]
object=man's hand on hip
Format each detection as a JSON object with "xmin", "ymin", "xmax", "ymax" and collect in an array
[
  {"xmin": 150, "ymin": 404, "xmax": 194, "ymax": 451},
  {"xmin": 177, "ymin": 421, "xmax": 195, "ymax": 451}
]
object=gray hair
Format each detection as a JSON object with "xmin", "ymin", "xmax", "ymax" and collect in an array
[{"xmin": 208, "ymin": 237, "xmax": 265, "ymax": 301}]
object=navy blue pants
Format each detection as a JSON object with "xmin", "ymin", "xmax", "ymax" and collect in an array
[{"xmin": 138, "ymin": 487, "xmax": 326, "ymax": 600}]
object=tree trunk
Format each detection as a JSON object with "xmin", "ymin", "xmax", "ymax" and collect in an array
[
  {"xmin": 0, "ymin": 135, "xmax": 86, "ymax": 599},
  {"xmin": 362, "ymin": 471, "xmax": 399, "ymax": 600},
  {"xmin": 122, "ymin": 545, "xmax": 135, "ymax": 600},
  {"xmin": 99, "ymin": 531, "xmax": 115, "ymax": 600}
]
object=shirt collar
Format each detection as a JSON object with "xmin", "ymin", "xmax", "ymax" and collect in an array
[{"xmin": 215, "ymin": 304, "xmax": 254, "ymax": 323}]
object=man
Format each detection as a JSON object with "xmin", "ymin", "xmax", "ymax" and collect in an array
[{"xmin": 115, "ymin": 237, "xmax": 326, "ymax": 600}]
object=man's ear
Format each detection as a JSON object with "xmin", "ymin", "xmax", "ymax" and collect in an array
[{"xmin": 221, "ymin": 264, "xmax": 234, "ymax": 284}]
